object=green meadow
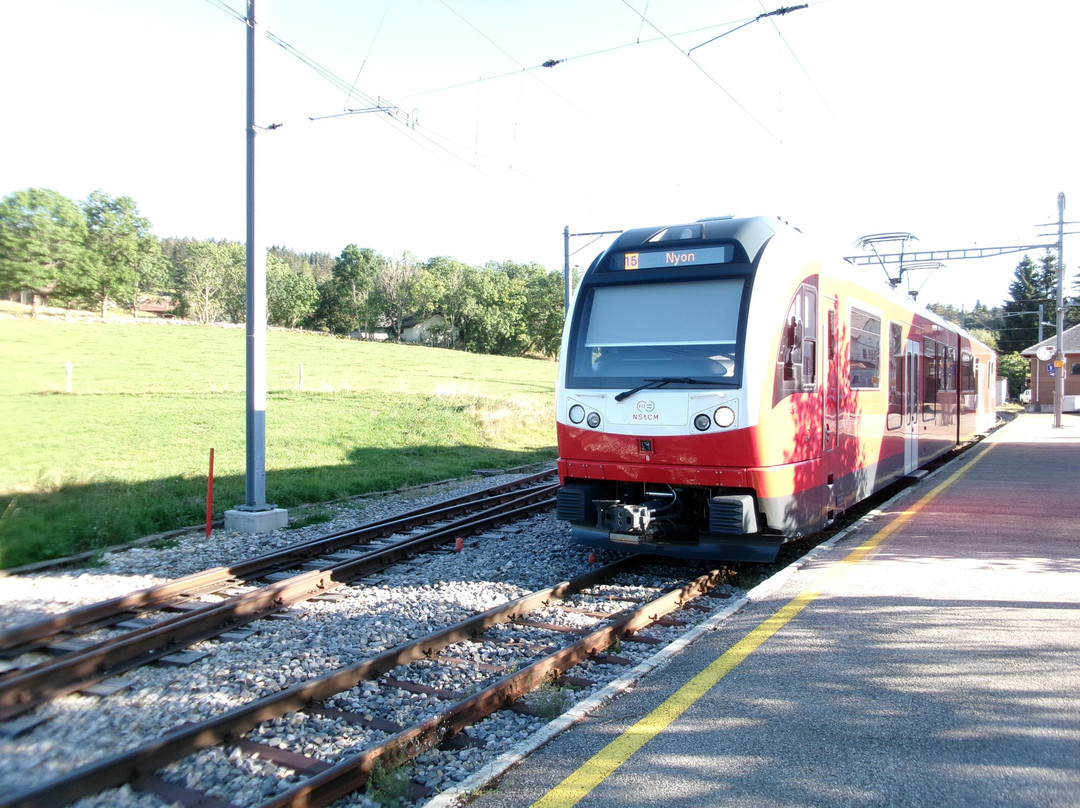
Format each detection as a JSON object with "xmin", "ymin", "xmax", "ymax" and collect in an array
[{"xmin": 0, "ymin": 313, "xmax": 558, "ymax": 569}]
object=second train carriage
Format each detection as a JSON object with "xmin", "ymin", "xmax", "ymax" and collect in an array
[{"xmin": 555, "ymin": 216, "xmax": 996, "ymax": 562}]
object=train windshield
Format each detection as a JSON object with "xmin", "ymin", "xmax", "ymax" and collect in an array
[{"xmin": 567, "ymin": 277, "xmax": 745, "ymax": 389}]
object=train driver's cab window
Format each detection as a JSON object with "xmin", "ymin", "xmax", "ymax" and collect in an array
[
  {"xmin": 776, "ymin": 284, "xmax": 817, "ymax": 394},
  {"xmin": 568, "ymin": 278, "xmax": 745, "ymax": 388},
  {"xmin": 849, "ymin": 307, "xmax": 881, "ymax": 389}
]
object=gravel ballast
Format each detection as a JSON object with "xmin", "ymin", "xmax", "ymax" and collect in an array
[{"xmin": 0, "ymin": 473, "xmax": 751, "ymax": 808}]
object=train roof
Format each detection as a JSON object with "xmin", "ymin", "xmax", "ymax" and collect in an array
[{"xmin": 604, "ymin": 215, "xmax": 780, "ymax": 266}]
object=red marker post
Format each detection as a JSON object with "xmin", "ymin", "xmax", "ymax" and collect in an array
[{"xmin": 205, "ymin": 448, "xmax": 215, "ymax": 538}]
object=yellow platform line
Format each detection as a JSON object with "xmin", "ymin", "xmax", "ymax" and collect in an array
[{"xmin": 531, "ymin": 443, "xmax": 996, "ymax": 808}]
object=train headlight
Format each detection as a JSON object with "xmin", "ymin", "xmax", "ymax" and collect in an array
[
  {"xmin": 568, "ymin": 404, "xmax": 586, "ymax": 424},
  {"xmin": 714, "ymin": 406, "xmax": 736, "ymax": 428},
  {"xmin": 586, "ymin": 411, "xmax": 602, "ymax": 429},
  {"xmin": 693, "ymin": 413, "xmax": 712, "ymax": 432}
]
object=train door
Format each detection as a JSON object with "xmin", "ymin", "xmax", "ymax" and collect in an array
[
  {"xmin": 904, "ymin": 339, "xmax": 921, "ymax": 473},
  {"xmin": 822, "ymin": 297, "xmax": 840, "ymax": 522},
  {"xmin": 823, "ymin": 297, "xmax": 839, "ymax": 454}
]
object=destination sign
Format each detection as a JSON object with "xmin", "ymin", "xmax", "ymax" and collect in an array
[{"xmin": 620, "ymin": 244, "xmax": 734, "ymax": 270}]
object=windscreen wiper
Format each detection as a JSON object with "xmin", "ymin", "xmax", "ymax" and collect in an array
[{"xmin": 614, "ymin": 377, "xmax": 713, "ymax": 402}]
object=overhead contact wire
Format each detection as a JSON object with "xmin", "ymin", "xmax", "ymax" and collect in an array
[{"xmin": 619, "ymin": 0, "xmax": 787, "ymax": 146}]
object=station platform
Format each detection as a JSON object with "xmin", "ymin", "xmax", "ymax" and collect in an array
[{"xmin": 451, "ymin": 413, "xmax": 1080, "ymax": 808}]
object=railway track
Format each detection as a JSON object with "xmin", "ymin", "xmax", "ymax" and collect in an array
[
  {"xmin": 2, "ymin": 555, "xmax": 728, "ymax": 808},
  {"xmin": 2, "ymin": 445, "xmax": 985, "ymax": 806},
  {"xmin": 0, "ymin": 472, "xmax": 557, "ymax": 723}
]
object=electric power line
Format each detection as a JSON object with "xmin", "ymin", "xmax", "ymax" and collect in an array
[
  {"xmin": 393, "ymin": 16, "xmax": 754, "ymax": 102},
  {"xmin": 620, "ymin": 0, "xmax": 789, "ymax": 145},
  {"xmin": 756, "ymin": 0, "xmax": 835, "ymax": 121},
  {"xmin": 344, "ymin": 0, "xmax": 395, "ymax": 108},
  {"xmin": 436, "ymin": 0, "xmax": 630, "ymax": 148}
]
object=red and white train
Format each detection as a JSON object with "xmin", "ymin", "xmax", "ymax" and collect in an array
[{"xmin": 555, "ymin": 215, "xmax": 997, "ymax": 562}]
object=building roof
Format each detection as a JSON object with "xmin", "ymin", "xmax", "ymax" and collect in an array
[{"xmin": 1020, "ymin": 322, "xmax": 1080, "ymax": 356}]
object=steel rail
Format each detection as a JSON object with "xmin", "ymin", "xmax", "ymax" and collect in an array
[
  {"xmin": 0, "ymin": 484, "xmax": 558, "ymax": 723},
  {"xmin": 0, "ymin": 470, "xmax": 555, "ymax": 655},
  {"xmin": 2, "ymin": 555, "xmax": 656, "ymax": 808},
  {"xmin": 259, "ymin": 566, "xmax": 725, "ymax": 808}
]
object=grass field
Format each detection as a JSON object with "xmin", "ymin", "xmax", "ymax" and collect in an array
[{"xmin": 0, "ymin": 310, "xmax": 558, "ymax": 569}]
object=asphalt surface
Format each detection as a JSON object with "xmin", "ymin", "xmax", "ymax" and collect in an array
[{"xmin": 453, "ymin": 413, "xmax": 1080, "ymax": 808}]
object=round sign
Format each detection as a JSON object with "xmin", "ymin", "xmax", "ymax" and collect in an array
[{"xmin": 1036, "ymin": 345, "xmax": 1054, "ymax": 362}]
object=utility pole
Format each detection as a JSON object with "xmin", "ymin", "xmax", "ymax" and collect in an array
[
  {"xmin": 563, "ymin": 226, "xmax": 570, "ymax": 313},
  {"xmin": 1054, "ymin": 192, "xmax": 1065, "ymax": 428},
  {"xmin": 245, "ymin": 0, "xmax": 266, "ymax": 512},
  {"xmin": 225, "ymin": 0, "xmax": 287, "ymax": 533}
]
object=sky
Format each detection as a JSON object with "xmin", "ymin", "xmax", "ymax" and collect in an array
[{"xmin": 2, "ymin": 0, "xmax": 1077, "ymax": 310}]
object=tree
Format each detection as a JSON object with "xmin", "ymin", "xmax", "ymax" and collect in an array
[
  {"xmin": 304, "ymin": 250, "xmax": 336, "ymax": 285},
  {"xmin": 178, "ymin": 241, "xmax": 231, "ymax": 323},
  {"xmin": 927, "ymin": 301, "xmax": 1002, "ymax": 351},
  {"xmin": 997, "ymin": 351, "xmax": 1029, "ymax": 399},
  {"xmin": 216, "ymin": 242, "xmax": 247, "ymax": 324},
  {"xmin": 116, "ymin": 236, "xmax": 169, "ymax": 318},
  {"xmin": 520, "ymin": 264, "xmax": 565, "ymax": 356},
  {"xmin": 374, "ymin": 253, "xmax": 422, "ymax": 341},
  {"xmin": 159, "ymin": 237, "xmax": 197, "ymax": 318},
  {"xmin": 460, "ymin": 266, "xmax": 521, "ymax": 354},
  {"xmin": 1000, "ymin": 253, "xmax": 1057, "ymax": 353},
  {"xmin": 420, "ymin": 256, "xmax": 476, "ymax": 348},
  {"xmin": 966, "ymin": 327, "xmax": 998, "ymax": 352},
  {"xmin": 315, "ymin": 245, "xmax": 381, "ymax": 336},
  {"xmin": 74, "ymin": 191, "xmax": 159, "ymax": 318},
  {"xmin": 458, "ymin": 260, "xmax": 563, "ymax": 356},
  {"xmin": 0, "ymin": 188, "xmax": 90, "ymax": 316},
  {"xmin": 267, "ymin": 252, "xmax": 318, "ymax": 328},
  {"xmin": 925, "ymin": 301, "xmax": 966, "ymax": 326}
]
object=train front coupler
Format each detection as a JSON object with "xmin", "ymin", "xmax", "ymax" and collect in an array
[{"xmin": 593, "ymin": 499, "xmax": 656, "ymax": 536}]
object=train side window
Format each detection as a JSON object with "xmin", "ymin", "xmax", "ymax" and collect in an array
[
  {"xmin": 828, "ymin": 309, "xmax": 836, "ymax": 359},
  {"xmin": 943, "ymin": 347, "xmax": 956, "ymax": 392},
  {"xmin": 777, "ymin": 284, "xmax": 817, "ymax": 394},
  {"xmin": 849, "ymin": 307, "xmax": 880, "ymax": 389},
  {"xmin": 923, "ymin": 338, "xmax": 937, "ymax": 420},
  {"xmin": 1073, "ymin": 363, "xmax": 1080, "ymax": 376},
  {"xmin": 887, "ymin": 322, "xmax": 903, "ymax": 429},
  {"xmin": 961, "ymin": 352, "xmax": 975, "ymax": 392}
]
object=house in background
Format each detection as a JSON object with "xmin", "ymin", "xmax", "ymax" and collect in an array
[
  {"xmin": 399, "ymin": 313, "xmax": 455, "ymax": 346},
  {"xmin": 1020, "ymin": 323, "xmax": 1080, "ymax": 411},
  {"xmin": 352, "ymin": 313, "xmax": 457, "ymax": 346},
  {"xmin": 136, "ymin": 296, "xmax": 177, "ymax": 318}
]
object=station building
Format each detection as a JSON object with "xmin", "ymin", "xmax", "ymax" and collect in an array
[{"xmin": 1021, "ymin": 322, "xmax": 1080, "ymax": 410}]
